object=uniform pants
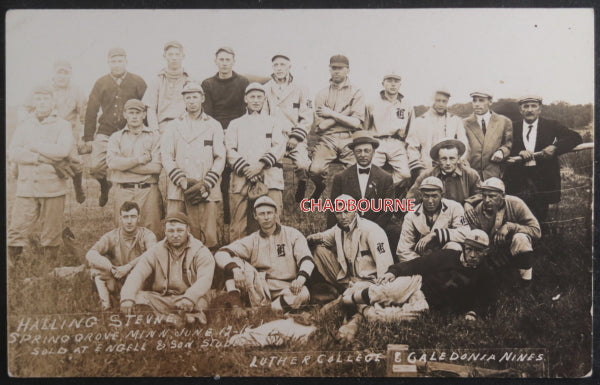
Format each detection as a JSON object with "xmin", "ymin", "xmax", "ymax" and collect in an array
[
  {"xmin": 367, "ymin": 275, "xmax": 422, "ymax": 307},
  {"xmin": 90, "ymin": 267, "xmax": 121, "ymax": 306},
  {"xmin": 372, "ymin": 138, "xmax": 411, "ymax": 184},
  {"xmin": 508, "ymin": 233, "xmax": 533, "ymax": 255},
  {"xmin": 8, "ymin": 195, "xmax": 66, "ymax": 247},
  {"xmin": 229, "ymin": 189, "xmax": 283, "ymax": 242},
  {"xmin": 113, "ymin": 183, "xmax": 164, "ymax": 238},
  {"xmin": 167, "ymin": 199, "xmax": 218, "ymax": 248},
  {"xmin": 309, "ymin": 132, "xmax": 355, "ymax": 184},
  {"xmin": 90, "ymin": 134, "xmax": 110, "ymax": 180},
  {"xmin": 134, "ymin": 291, "xmax": 209, "ymax": 324},
  {"xmin": 285, "ymin": 140, "xmax": 311, "ymax": 180}
]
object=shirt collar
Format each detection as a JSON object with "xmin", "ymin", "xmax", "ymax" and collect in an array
[
  {"xmin": 379, "ymin": 90, "xmax": 404, "ymax": 102},
  {"xmin": 271, "ymin": 73, "xmax": 294, "ymax": 84},
  {"xmin": 259, "ymin": 223, "xmax": 282, "ymax": 238},
  {"xmin": 110, "ymin": 72, "xmax": 128, "ymax": 82},
  {"xmin": 329, "ymin": 77, "xmax": 351, "ymax": 89},
  {"xmin": 475, "ymin": 110, "xmax": 492, "ymax": 121},
  {"xmin": 123, "ymin": 124, "xmax": 153, "ymax": 133},
  {"xmin": 34, "ymin": 110, "xmax": 59, "ymax": 123},
  {"xmin": 437, "ymin": 164, "xmax": 463, "ymax": 177},
  {"xmin": 357, "ymin": 163, "xmax": 373, "ymax": 173},
  {"xmin": 523, "ymin": 119, "xmax": 539, "ymax": 129}
]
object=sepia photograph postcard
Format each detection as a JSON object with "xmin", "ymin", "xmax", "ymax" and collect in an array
[{"xmin": 5, "ymin": 8, "xmax": 594, "ymax": 378}]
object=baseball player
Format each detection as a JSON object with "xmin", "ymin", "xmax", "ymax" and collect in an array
[
  {"xmin": 465, "ymin": 178, "xmax": 541, "ymax": 286},
  {"xmin": 397, "ymin": 176, "xmax": 469, "ymax": 263},
  {"xmin": 225, "ymin": 82, "xmax": 286, "ymax": 242},
  {"xmin": 214, "ymin": 196, "xmax": 315, "ymax": 312},
  {"xmin": 120, "ymin": 212, "xmax": 215, "ymax": 325},
  {"xmin": 106, "ymin": 99, "xmax": 163, "ymax": 236},
  {"xmin": 161, "ymin": 81, "xmax": 226, "ymax": 250},
  {"xmin": 84, "ymin": 48, "xmax": 147, "ymax": 207},
  {"xmin": 309, "ymin": 55, "xmax": 366, "ymax": 199},
  {"xmin": 463, "ymin": 90, "xmax": 513, "ymax": 180},
  {"xmin": 8, "ymin": 86, "xmax": 74, "ymax": 268},
  {"xmin": 263, "ymin": 54, "xmax": 313, "ymax": 202},
  {"xmin": 406, "ymin": 88, "xmax": 468, "ymax": 176},
  {"xmin": 365, "ymin": 69, "xmax": 414, "ymax": 188},
  {"xmin": 86, "ymin": 201, "xmax": 157, "ymax": 310}
]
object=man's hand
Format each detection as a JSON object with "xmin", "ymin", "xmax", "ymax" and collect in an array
[
  {"xmin": 540, "ymin": 145, "xmax": 557, "ymax": 159},
  {"xmin": 316, "ymin": 106, "xmax": 335, "ymax": 118},
  {"xmin": 415, "ymin": 232, "xmax": 436, "ymax": 254},
  {"xmin": 286, "ymin": 137, "xmax": 299, "ymax": 151},
  {"xmin": 244, "ymin": 162, "xmax": 265, "ymax": 180},
  {"xmin": 464, "ymin": 202, "xmax": 473, "ymax": 212},
  {"xmin": 77, "ymin": 140, "xmax": 92, "ymax": 155},
  {"xmin": 52, "ymin": 159, "xmax": 76, "ymax": 179},
  {"xmin": 120, "ymin": 300, "xmax": 135, "ymax": 315},
  {"xmin": 137, "ymin": 152, "xmax": 152, "ymax": 165},
  {"xmin": 112, "ymin": 264, "xmax": 132, "ymax": 280},
  {"xmin": 232, "ymin": 267, "xmax": 246, "ymax": 291},
  {"xmin": 178, "ymin": 177, "xmax": 188, "ymax": 190},
  {"xmin": 377, "ymin": 272, "xmax": 396, "ymax": 285},
  {"xmin": 174, "ymin": 297, "xmax": 195, "ymax": 312},
  {"xmin": 290, "ymin": 275, "xmax": 307, "ymax": 295},
  {"xmin": 518, "ymin": 150, "xmax": 535, "ymax": 162},
  {"xmin": 490, "ymin": 150, "xmax": 505, "ymax": 163},
  {"xmin": 494, "ymin": 224, "xmax": 511, "ymax": 244}
]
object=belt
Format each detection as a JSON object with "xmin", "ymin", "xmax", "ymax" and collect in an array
[
  {"xmin": 328, "ymin": 131, "xmax": 352, "ymax": 137},
  {"xmin": 119, "ymin": 182, "xmax": 154, "ymax": 189}
]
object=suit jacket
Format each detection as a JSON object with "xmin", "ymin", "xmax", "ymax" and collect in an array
[
  {"xmin": 464, "ymin": 112, "xmax": 513, "ymax": 180},
  {"xmin": 505, "ymin": 117, "xmax": 582, "ymax": 203},
  {"xmin": 327, "ymin": 164, "xmax": 395, "ymax": 228}
]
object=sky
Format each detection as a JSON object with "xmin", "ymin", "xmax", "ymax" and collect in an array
[{"xmin": 5, "ymin": 8, "xmax": 595, "ymax": 107}]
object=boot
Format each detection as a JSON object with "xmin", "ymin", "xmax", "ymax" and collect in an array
[
  {"xmin": 8, "ymin": 246, "xmax": 23, "ymax": 268},
  {"xmin": 310, "ymin": 180, "xmax": 326, "ymax": 200},
  {"xmin": 98, "ymin": 178, "xmax": 112, "ymax": 207},
  {"xmin": 295, "ymin": 180, "xmax": 307, "ymax": 203},
  {"xmin": 72, "ymin": 172, "xmax": 86, "ymax": 204}
]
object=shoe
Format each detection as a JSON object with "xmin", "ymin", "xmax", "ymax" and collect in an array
[
  {"xmin": 295, "ymin": 180, "xmax": 307, "ymax": 203},
  {"xmin": 99, "ymin": 180, "xmax": 112, "ymax": 207},
  {"xmin": 310, "ymin": 181, "xmax": 326, "ymax": 200}
]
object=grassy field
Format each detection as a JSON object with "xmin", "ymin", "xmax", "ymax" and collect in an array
[{"xmin": 5, "ymin": 115, "xmax": 594, "ymax": 377}]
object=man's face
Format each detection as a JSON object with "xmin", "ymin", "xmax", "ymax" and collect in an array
[
  {"xmin": 463, "ymin": 244, "xmax": 488, "ymax": 268},
  {"xmin": 253, "ymin": 205, "xmax": 277, "ymax": 232},
  {"xmin": 438, "ymin": 147, "xmax": 460, "ymax": 174},
  {"xmin": 329, "ymin": 65, "xmax": 349, "ymax": 84},
  {"xmin": 165, "ymin": 221, "xmax": 189, "ymax": 248},
  {"xmin": 432, "ymin": 93, "xmax": 449, "ymax": 115},
  {"xmin": 245, "ymin": 90, "xmax": 265, "ymax": 112},
  {"xmin": 124, "ymin": 108, "xmax": 146, "ymax": 129},
  {"xmin": 482, "ymin": 190, "xmax": 504, "ymax": 212},
  {"xmin": 520, "ymin": 101, "xmax": 542, "ymax": 124},
  {"xmin": 183, "ymin": 92, "xmax": 204, "ymax": 114},
  {"xmin": 272, "ymin": 58, "xmax": 291, "ymax": 80},
  {"xmin": 353, "ymin": 143, "xmax": 375, "ymax": 167},
  {"xmin": 108, "ymin": 56, "xmax": 127, "ymax": 77},
  {"xmin": 421, "ymin": 189, "xmax": 443, "ymax": 213},
  {"xmin": 33, "ymin": 93, "xmax": 54, "ymax": 116},
  {"xmin": 472, "ymin": 96, "xmax": 491, "ymax": 115},
  {"xmin": 382, "ymin": 78, "xmax": 401, "ymax": 96},
  {"xmin": 53, "ymin": 69, "xmax": 71, "ymax": 88},
  {"xmin": 119, "ymin": 208, "xmax": 140, "ymax": 233},
  {"xmin": 335, "ymin": 209, "xmax": 357, "ymax": 230},
  {"xmin": 164, "ymin": 47, "xmax": 184, "ymax": 70},
  {"xmin": 215, "ymin": 52, "xmax": 235, "ymax": 74}
]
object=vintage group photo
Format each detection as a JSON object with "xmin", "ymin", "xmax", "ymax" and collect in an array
[{"xmin": 5, "ymin": 8, "xmax": 594, "ymax": 377}]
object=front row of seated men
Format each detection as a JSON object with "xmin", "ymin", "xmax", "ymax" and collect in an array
[{"xmin": 87, "ymin": 173, "xmax": 540, "ymax": 337}]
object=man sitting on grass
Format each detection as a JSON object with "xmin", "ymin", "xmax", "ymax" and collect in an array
[
  {"xmin": 120, "ymin": 212, "xmax": 215, "ymax": 325},
  {"xmin": 86, "ymin": 201, "xmax": 157, "ymax": 310}
]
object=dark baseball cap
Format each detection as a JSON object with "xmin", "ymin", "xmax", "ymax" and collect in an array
[
  {"xmin": 165, "ymin": 211, "xmax": 190, "ymax": 225},
  {"xmin": 330, "ymin": 55, "xmax": 349, "ymax": 67}
]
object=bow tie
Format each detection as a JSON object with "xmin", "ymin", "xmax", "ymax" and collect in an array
[{"xmin": 358, "ymin": 167, "xmax": 370, "ymax": 174}]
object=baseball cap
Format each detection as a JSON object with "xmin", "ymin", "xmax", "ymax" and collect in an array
[
  {"xmin": 272, "ymin": 54, "xmax": 291, "ymax": 62},
  {"xmin": 435, "ymin": 87, "xmax": 451, "ymax": 98},
  {"xmin": 181, "ymin": 81, "xmax": 205, "ymax": 95},
  {"xmin": 464, "ymin": 229, "xmax": 490, "ymax": 249},
  {"xmin": 107, "ymin": 47, "xmax": 127, "ymax": 59},
  {"xmin": 419, "ymin": 176, "xmax": 444, "ymax": 191},
  {"xmin": 254, "ymin": 196, "xmax": 278, "ymax": 210},
  {"xmin": 329, "ymin": 55, "xmax": 349, "ymax": 67},
  {"xmin": 245, "ymin": 82, "xmax": 265, "ymax": 95},
  {"xmin": 164, "ymin": 41, "xmax": 183, "ymax": 52},
  {"xmin": 216, "ymin": 46, "xmax": 235, "ymax": 56},
  {"xmin": 470, "ymin": 90, "xmax": 493, "ymax": 99},
  {"xmin": 33, "ymin": 86, "xmax": 54, "ymax": 96},
  {"xmin": 53, "ymin": 60, "xmax": 72, "ymax": 72},
  {"xmin": 124, "ymin": 99, "xmax": 146, "ymax": 111},
  {"xmin": 165, "ymin": 211, "xmax": 190, "ymax": 225},
  {"xmin": 383, "ymin": 69, "xmax": 402, "ymax": 81},
  {"xmin": 480, "ymin": 177, "xmax": 505, "ymax": 194},
  {"xmin": 517, "ymin": 95, "xmax": 543, "ymax": 104}
]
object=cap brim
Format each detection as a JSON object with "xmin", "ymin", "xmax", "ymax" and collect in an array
[{"xmin": 464, "ymin": 239, "xmax": 488, "ymax": 249}]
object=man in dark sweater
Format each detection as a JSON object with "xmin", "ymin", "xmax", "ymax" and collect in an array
[
  {"xmin": 201, "ymin": 47, "xmax": 249, "ymax": 225},
  {"xmin": 83, "ymin": 48, "xmax": 147, "ymax": 206}
]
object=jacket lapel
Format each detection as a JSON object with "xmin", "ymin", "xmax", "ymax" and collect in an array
[
  {"xmin": 513, "ymin": 120, "xmax": 524, "ymax": 153},
  {"xmin": 412, "ymin": 205, "xmax": 433, "ymax": 236},
  {"xmin": 348, "ymin": 166, "xmax": 362, "ymax": 199},
  {"xmin": 466, "ymin": 114, "xmax": 484, "ymax": 145}
]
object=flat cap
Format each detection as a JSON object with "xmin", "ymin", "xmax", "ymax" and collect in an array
[
  {"xmin": 164, "ymin": 41, "xmax": 183, "ymax": 52},
  {"xmin": 348, "ymin": 130, "xmax": 379, "ymax": 150},
  {"xmin": 480, "ymin": 177, "xmax": 505, "ymax": 193},
  {"xmin": 430, "ymin": 138, "xmax": 466, "ymax": 161},
  {"xmin": 107, "ymin": 47, "xmax": 127, "ymax": 58},
  {"xmin": 216, "ymin": 46, "xmax": 235, "ymax": 56},
  {"xmin": 329, "ymin": 54, "xmax": 349, "ymax": 67},
  {"xmin": 254, "ymin": 196, "xmax": 278, "ymax": 210},
  {"xmin": 272, "ymin": 53, "xmax": 290, "ymax": 62},
  {"xmin": 124, "ymin": 99, "xmax": 146, "ymax": 111},
  {"xmin": 53, "ymin": 60, "xmax": 72, "ymax": 72},
  {"xmin": 419, "ymin": 176, "xmax": 444, "ymax": 191},
  {"xmin": 435, "ymin": 87, "xmax": 451, "ymax": 97},
  {"xmin": 245, "ymin": 82, "xmax": 265, "ymax": 94},
  {"xmin": 464, "ymin": 229, "xmax": 490, "ymax": 249},
  {"xmin": 383, "ymin": 69, "xmax": 402, "ymax": 81},
  {"xmin": 517, "ymin": 95, "xmax": 543, "ymax": 104},
  {"xmin": 181, "ymin": 80, "xmax": 205, "ymax": 95},
  {"xmin": 33, "ymin": 86, "xmax": 54, "ymax": 96},
  {"xmin": 165, "ymin": 211, "xmax": 190, "ymax": 225},
  {"xmin": 470, "ymin": 90, "xmax": 493, "ymax": 99}
]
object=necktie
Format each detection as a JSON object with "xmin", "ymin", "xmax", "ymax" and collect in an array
[
  {"xmin": 526, "ymin": 124, "xmax": 533, "ymax": 141},
  {"xmin": 481, "ymin": 118, "xmax": 487, "ymax": 135},
  {"xmin": 358, "ymin": 167, "xmax": 370, "ymax": 174}
]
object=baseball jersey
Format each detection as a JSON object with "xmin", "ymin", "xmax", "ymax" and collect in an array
[
  {"xmin": 87, "ymin": 227, "xmax": 157, "ymax": 268},
  {"xmin": 314, "ymin": 78, "xmax": 366, "ymax": 134},
  {"xmin": 142, "ymin": 69, "xmax": 190, "ymax": 125},
  {"xmin": 367, "ymin": 91, "xmax": 415, "ymax": 138},
  {"xmin": 106, "ymin": 126, "xmax": 162, "ymax": 184}
]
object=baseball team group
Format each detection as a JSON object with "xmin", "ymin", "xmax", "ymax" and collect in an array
[{"xmin": 7, "ymin": 40, "xmax": 583, "ymax": 341}]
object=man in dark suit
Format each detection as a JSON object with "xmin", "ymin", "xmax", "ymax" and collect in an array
[
  {"xmin": 327, "ymin": 131, "xmax": 398, "ymax": 254},
  {"xmin": 505, "ymin": 95, "xmax": 582, "ymax": 222}
]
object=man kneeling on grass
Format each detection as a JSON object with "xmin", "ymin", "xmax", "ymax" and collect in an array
[
  {"xmin": 340, "ymin": 229, "xmax": 497, "ymax": 341},
  {"xmin": 214, "ymin": 196, "xmax": 315, "ymax": 312},
  {"xmin": 86, "ymin": 201, "xmax": 157, "ymax": 310},
  {"xmin": 119, "ymin": 212, "xmax": 215, "ymax": 325}
]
